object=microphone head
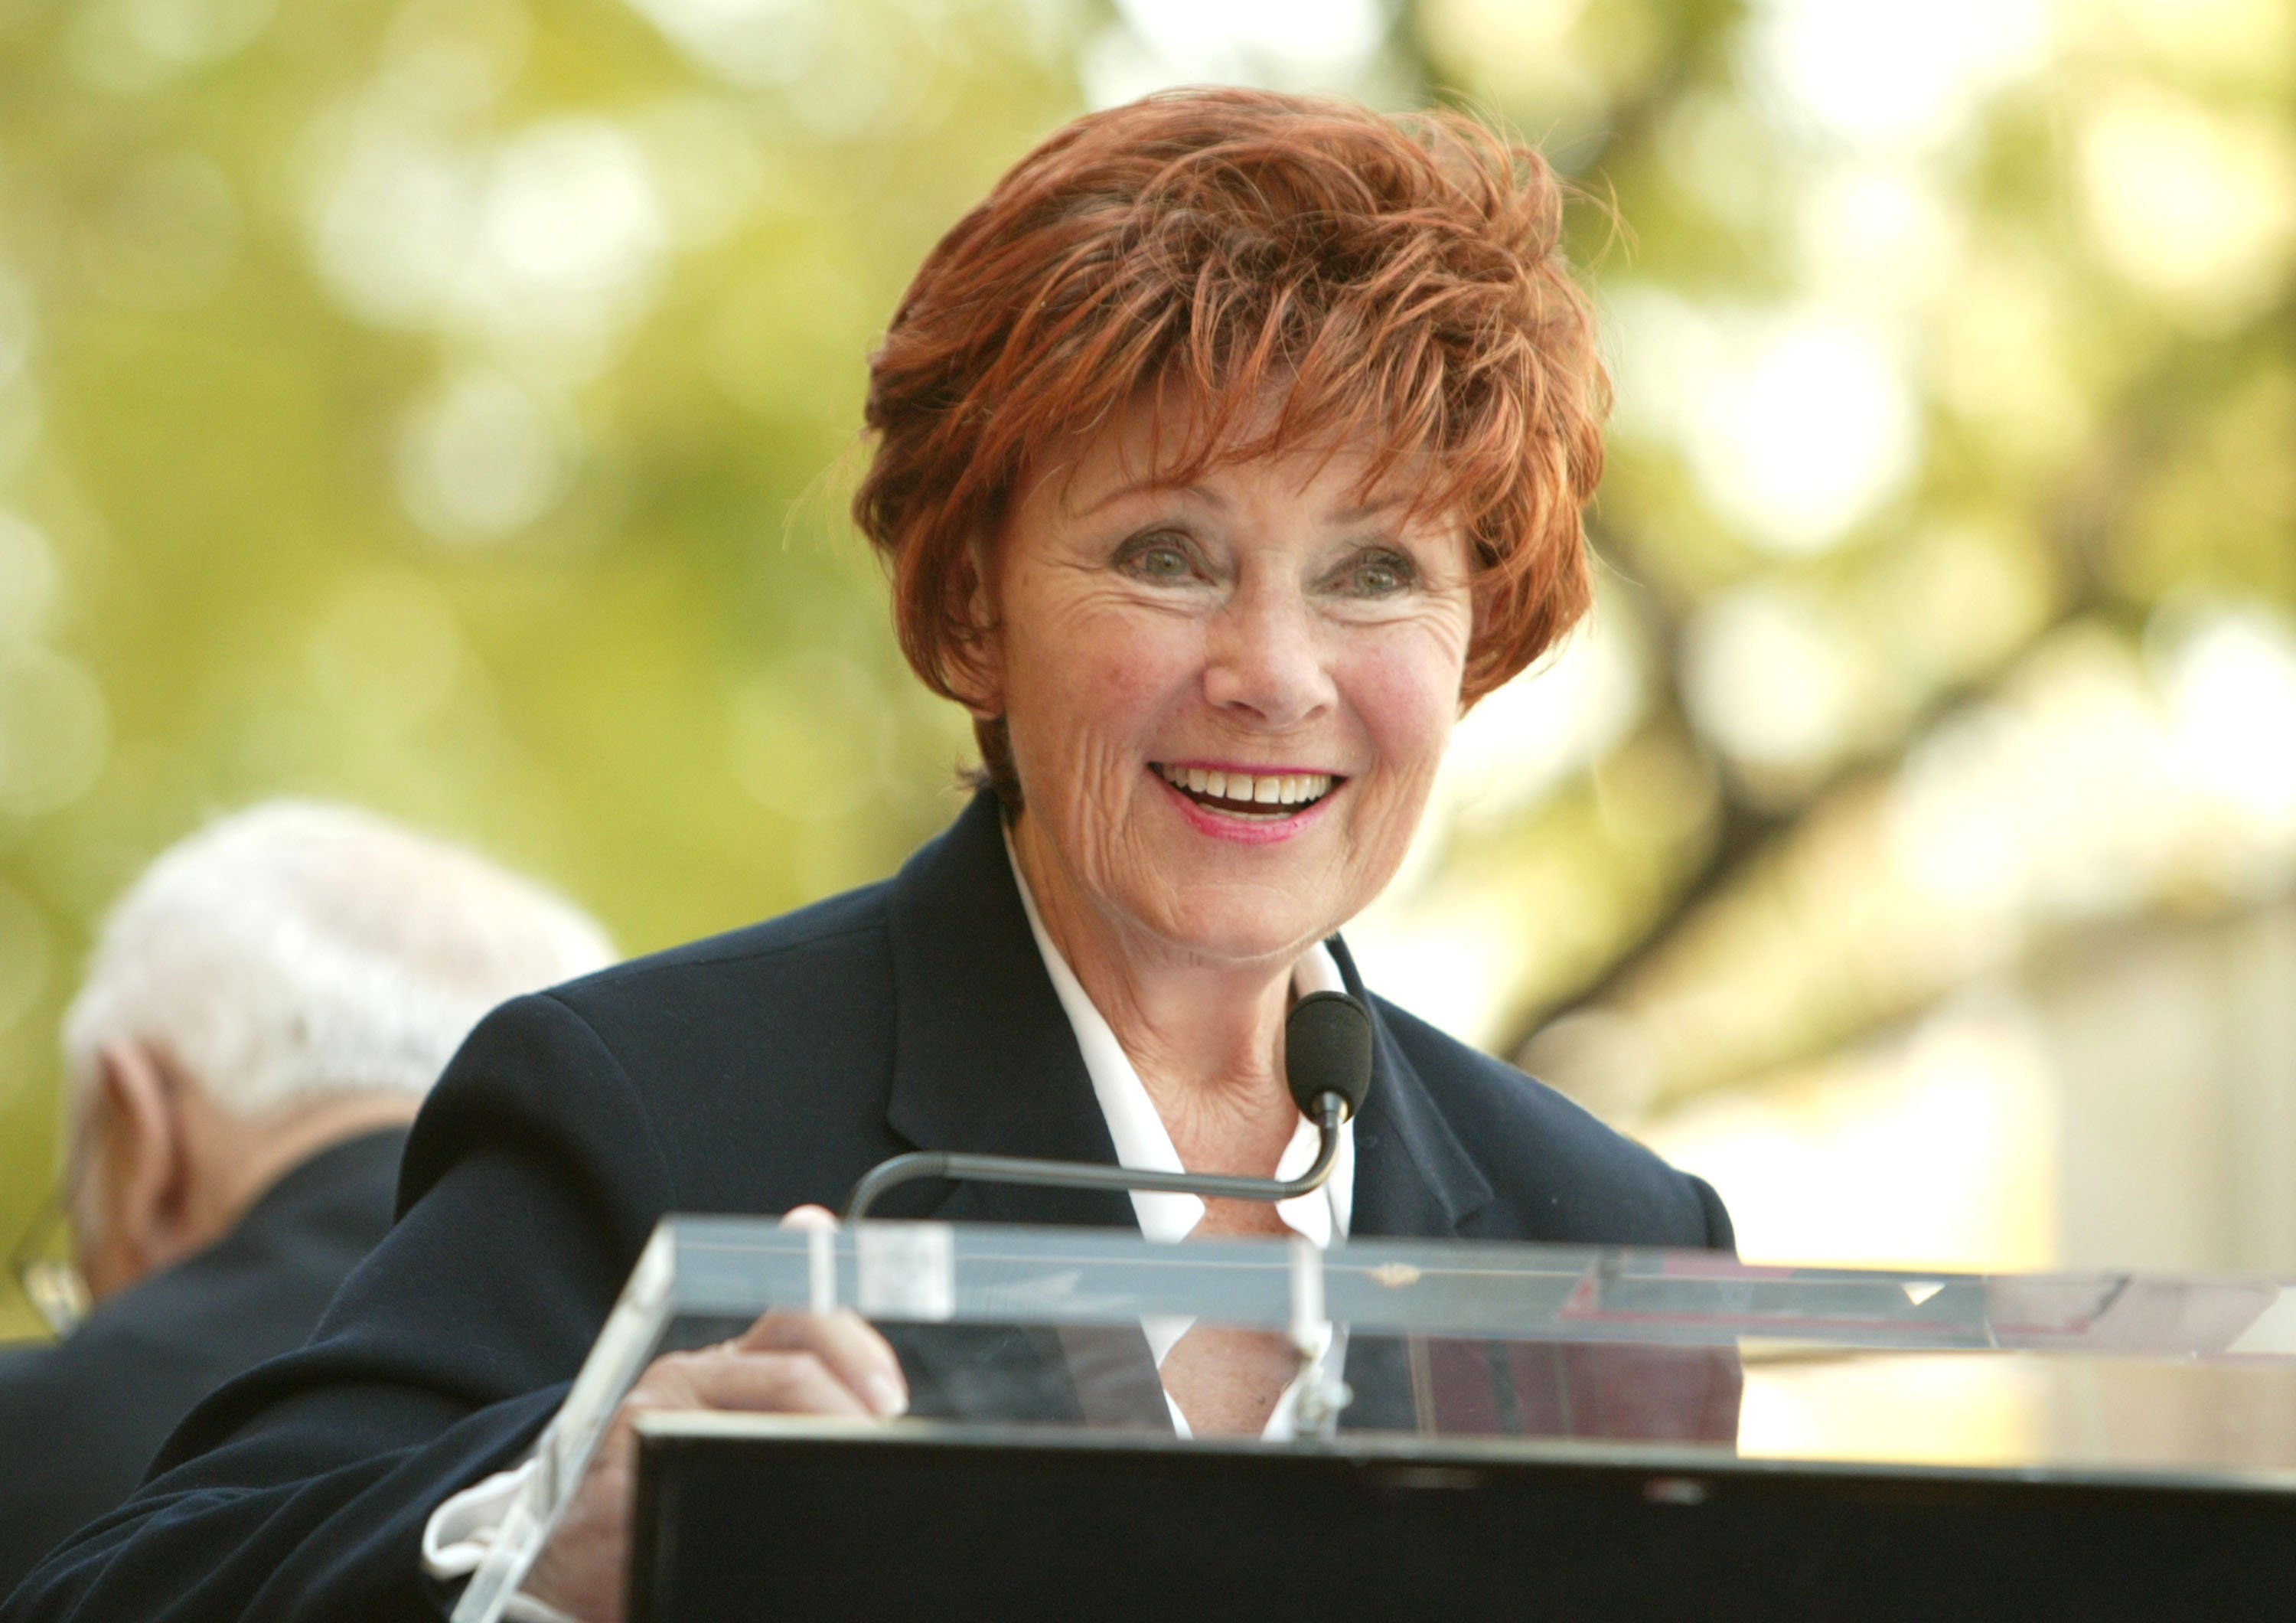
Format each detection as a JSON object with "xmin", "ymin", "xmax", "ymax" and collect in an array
[{"xmin": 1285, "ymin": 991, "xmax": 1375, "ymax": 1122}]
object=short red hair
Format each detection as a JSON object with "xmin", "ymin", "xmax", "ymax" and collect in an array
[{"xmin": 855, "ymin": 87, "xmax": 1607, "ymax": 796}]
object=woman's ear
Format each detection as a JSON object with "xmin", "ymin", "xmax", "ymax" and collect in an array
[
  {"xmin": 77, "ymin": 1041, "xmax": 196, "ymax": 1301},
  {"xmin": 947, "ymin": 534, "xmax": 1007, "ymax": 719}
]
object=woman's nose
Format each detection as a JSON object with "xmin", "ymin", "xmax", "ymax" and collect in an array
[{"xmin": 1202, "ymin": 581, "xmax": 1336, "ymax": 729}]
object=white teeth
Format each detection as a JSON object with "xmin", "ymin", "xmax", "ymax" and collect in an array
[{"xmin": 1158, "ymin": 765, "xmax": 1336, "ymax": 811}]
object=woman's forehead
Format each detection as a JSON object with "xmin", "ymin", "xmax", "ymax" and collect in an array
[{"xmin": 1028, "ymin": 393, "xmax": 1445, "ymax": 527}]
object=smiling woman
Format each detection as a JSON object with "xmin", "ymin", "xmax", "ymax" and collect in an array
[{"xmin": 8, "ymin": 89, "xmax": 1732, "ymax": 1623}]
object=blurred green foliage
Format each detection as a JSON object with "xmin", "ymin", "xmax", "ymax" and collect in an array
[
  {"xmin": 0, "ymin": 0, "xmax": 1091, "ymax": 1335},
  {"xmin": 1386, "ymin": 0, "xmax": 2296, "ymax": 1119}
]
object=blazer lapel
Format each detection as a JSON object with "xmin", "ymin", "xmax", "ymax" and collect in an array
[
  {"xmin": 1326, "ymin": 936, "xmax": 1492, "ymax": 1241},
  {"xmin": 1320, "ymin": 939, "xmax": 1495, "ymax": 1434},
  {"xmin": 879, "ymin": 791, "xmax": 1137, "ymax": 1230}
]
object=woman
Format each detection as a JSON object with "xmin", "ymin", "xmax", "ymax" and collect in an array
[{"xmin": 8, "ymin": 88, "xmax": 1730, "ymax": 1623}]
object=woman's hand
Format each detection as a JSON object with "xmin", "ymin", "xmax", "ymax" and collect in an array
[{"xmin": 523, "ymin": 1208, "xmax": 905, "ymax": 1623}]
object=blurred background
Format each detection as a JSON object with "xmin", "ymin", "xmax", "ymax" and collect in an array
[{"xmin": 2, "ymin": 0, "xmax": 2291, "ymax": 1341}]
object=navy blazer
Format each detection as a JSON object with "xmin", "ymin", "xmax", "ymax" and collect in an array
[{"xmin": 7, "ymin": 792, "xmax": 1730, "ymax": 1623}]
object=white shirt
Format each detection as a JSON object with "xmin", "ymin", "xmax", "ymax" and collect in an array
[{"xmin": 423, "ymin": 838, "xmax": 1358, "ymax": 1590}]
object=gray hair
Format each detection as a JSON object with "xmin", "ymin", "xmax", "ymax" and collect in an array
[{"xmin": 62, "ymin": 800, "xmax": 615, "ymax": 1118}]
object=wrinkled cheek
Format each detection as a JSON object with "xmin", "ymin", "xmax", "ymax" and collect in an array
[
  {"xmin": 1056, "ymin": 737, "xmax": 1146, "ymax": 870},
  {"xmin": 1080, "ymin": 625, "xmax": 1191, "ymax": 721},
  {"xmin": 1011, "ymin": 599, "xmax": 1189, "ymax": 720},
  {"xmin": 1342, "ymin": 649, "xmax": 1462, "ymax": 890},
  {"xmin": 1355, "ymin": 658, "xmax": 1459, "ymax": 795},
  {"xmin": 1022, "ymin": 616, "xmax": 1192, "ymax": 766},
  {"xmin": 1009, "ymin": 649, "xmax": 1170, "ymax": 795},
  {"xmin": 1006, "ymin": 648, "xmax": 1176, "ymax": 889}
]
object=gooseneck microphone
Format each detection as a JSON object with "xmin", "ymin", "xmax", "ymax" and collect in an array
[{"xmin": 843, "ymin": 991, "xmax": 1375, "ymax": 1221}]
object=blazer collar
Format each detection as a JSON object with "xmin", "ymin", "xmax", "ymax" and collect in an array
[
  {"xmin": 1324, "ymin": 936, "xmax": 1493, "ymax": 1240},
  {"xmin": 881, "ymin": 791, "xmax": 1493, "ymax": 1239},
  {"xmin": 882, "ymin": 792, "xmax": 1134, "ymax": 1229}
]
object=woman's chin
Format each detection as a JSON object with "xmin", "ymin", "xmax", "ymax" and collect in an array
[
  {"xmin": 1114, "ymin": 783, "xmax": 1377, "ymax": 965},
  {"xmin": 1142, "ymin": 896, "xmax": 1337, "ymax": 972}
]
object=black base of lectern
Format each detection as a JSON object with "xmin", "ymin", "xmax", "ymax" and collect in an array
[{"xmin": 630, "ymin": 1418, "xmax": 2296, "ymax": 1621}]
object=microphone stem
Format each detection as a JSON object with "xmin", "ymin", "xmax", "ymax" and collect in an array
[{"xmin": 843, "ymin": 1095, "xmax": 1347, "ymax": 1222}]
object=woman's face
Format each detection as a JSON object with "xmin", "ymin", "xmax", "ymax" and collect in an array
[{"xmin": 979, "ymin": 404, "xmax": 1474, "ymax": 971}]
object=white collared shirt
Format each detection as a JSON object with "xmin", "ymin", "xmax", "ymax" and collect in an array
[{"xmin": 1003, "ymin": 830, "xmax": 1354, "ymax": 1438}]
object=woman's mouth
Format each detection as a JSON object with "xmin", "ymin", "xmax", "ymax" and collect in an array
[{"xmin": 1153, "ymin": 763, "xmax": 1338, "ymax": 820}]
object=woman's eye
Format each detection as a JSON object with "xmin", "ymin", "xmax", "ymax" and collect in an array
[
  {"xmin": 1341, "ymin": 551, "xmax": 1414, "ymax": 596},
  {"xmin": 1122, "ymin": 538, "xmax": 1195, "ymax": 581}
]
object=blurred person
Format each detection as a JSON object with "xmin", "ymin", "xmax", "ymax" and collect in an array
[
  {"xmin": 10, "ymin": 90, "xmax": 1731, "ymax": 1623},
  {"xmin": 0, "ymin": 802, "xmax": 613, "ymax": 1598}
]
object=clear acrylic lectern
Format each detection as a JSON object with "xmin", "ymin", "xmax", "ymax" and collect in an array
[{"xmin": 452, "ymin": 1219, "xmax": 2296, "ymax": 1621}]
